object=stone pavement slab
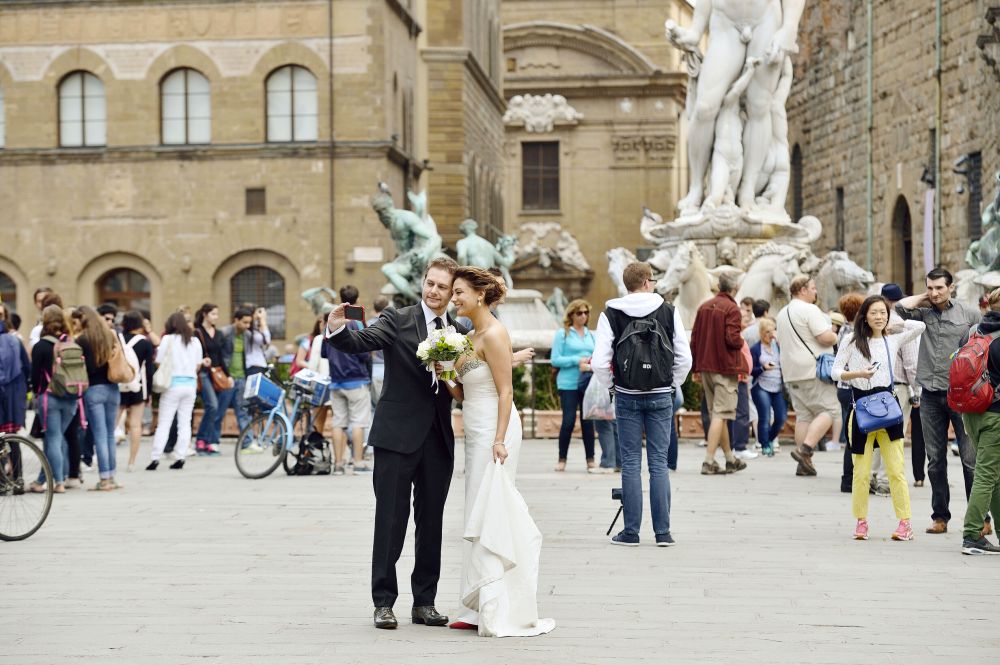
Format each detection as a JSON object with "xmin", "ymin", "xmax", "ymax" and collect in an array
[{"xmin": 2, "ymin": 438, "xmax": 996, "ymax": 665}]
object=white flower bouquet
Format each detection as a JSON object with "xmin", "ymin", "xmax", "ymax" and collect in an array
[{"xmin": 416, "ymin": 326, "xmax": 473, "ymax": 382}]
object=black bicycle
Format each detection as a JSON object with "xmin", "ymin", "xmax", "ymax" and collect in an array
[{"xmin": 0, "ymin": 433, "xmax": 54, "ymax": 541}]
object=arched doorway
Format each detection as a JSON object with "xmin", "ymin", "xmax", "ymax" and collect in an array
[
  {"xmin": 891, "ymin": 196, "xmax": 913, "ymax": 295},
  {"xmin": 97, "ymin": 268, "xmax": 151, "ymax": 313},
  {"xmin": 0, "ymin": 272, "xmax": 16, "ymax": 314}
]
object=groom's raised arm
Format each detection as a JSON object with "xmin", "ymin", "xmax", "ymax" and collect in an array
[{"xmin": 325, "ymin": 305, "xmax": 399, "ymax": 354}]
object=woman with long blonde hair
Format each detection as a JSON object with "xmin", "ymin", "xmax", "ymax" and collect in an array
[{"xmin": 77, "ymin": 306, "xmax": 123, "ymax": 491}]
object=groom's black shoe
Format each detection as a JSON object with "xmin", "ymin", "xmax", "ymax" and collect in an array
[
  {"xmin": 411, "ymin": 606, "xmax": 448, "ymax": 626},
  {"xmin": 374, "ymin": 607, "xmax": 398, "ymax": 630}
]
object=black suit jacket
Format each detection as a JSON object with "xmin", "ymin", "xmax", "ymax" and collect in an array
[{"xmin": 325, "ymin": 304, "xmax": 467, "ymax": 458}]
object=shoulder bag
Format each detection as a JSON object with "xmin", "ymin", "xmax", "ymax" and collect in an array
[
  {"xmin": 786, "ymin": 308, "xmax": 836, "ymax": 384},
  {"xmin": 853, "ymin": 337, "xmax": 904, "ymax": 434},
  {"xmin": 152, "ymin": 336, "xmax": 173, "ymax": 394}
]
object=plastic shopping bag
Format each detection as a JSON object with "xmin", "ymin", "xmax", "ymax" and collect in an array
[{"xmin": 582, "ymin": 376, "xmax": 615, "ymax": 421}]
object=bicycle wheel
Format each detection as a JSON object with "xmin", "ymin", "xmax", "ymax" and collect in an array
[
  {"xmin": 282, "ymin": 408, "xmax": 314, "ymax": 475},
  {"xmin": 0, "ymin": 436, "xmax": 54, "ymax": 541},
  {"xmin": 233, "ymin": 413, "xmax": 288, "ymax": 479}
]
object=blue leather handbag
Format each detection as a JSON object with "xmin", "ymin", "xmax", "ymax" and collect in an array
[{"xmin": 853, "ymin": 338, "xmax": 903, "ymax": 434}]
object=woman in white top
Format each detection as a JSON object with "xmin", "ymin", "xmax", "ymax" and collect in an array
[
  {"xmin": 831, "ymin": 295, "xmax": 925, "ymax": 542},
  {"xmin": 147, "ymin": 312, "xmax": 206, "ymax": 470}
]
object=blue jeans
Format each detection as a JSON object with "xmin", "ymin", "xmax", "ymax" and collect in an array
[
  {"xmin": 730, "ymin": 382, "xmax": 750, "ymax": 450},
  {"xmin": 668, "ymin": 391, "xmax": 683, "ymax": 471},
  {"xmin": 215, "ymin": 377, "xmax": 250, "ymax": 436},
  {"xmin": 750, "ymin": 385, "xmax": 787, "ymax": 447},
  {"xmin": 84, "ymin": 383, "xmax": 121, "ymax": 479},
  {"xmin": 38, "ymin": 394, "xmax": 78, "ymax": 484},
  {"xmin": 195, "ymin": 370, "xmax": 221, "ymax": 444},
  {"xmin": 921, "ymin": 390, "xmax": 976, "ymax": 523},
  {"xmin": 594, "ymin": 418, "xmax": 618, "ymax": 468},
  {"xmin": 558, "ymin": 387, "xmax": 595, "ymax": 460},
  {"xmin": 615, "ymin": 391, "xmax": 674, "ymax": 537}
]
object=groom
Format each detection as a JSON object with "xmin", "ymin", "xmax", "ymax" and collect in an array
[{"xmin": 324, "ymin": 256, "xmax": 465, "ymax": 630}]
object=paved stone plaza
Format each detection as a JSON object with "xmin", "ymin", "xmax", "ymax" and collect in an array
[{"xmin": 3, "ymin": 437, "xmax": 995, "ymax": 665}]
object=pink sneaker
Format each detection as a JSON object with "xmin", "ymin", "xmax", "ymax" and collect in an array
[
  {"xmin": 853, "ymin": 518, "xmax": 869, "ymax": 540},
  {"xmin": 891, "ymin": 519, "xmax": 914, "ymax": 541}
]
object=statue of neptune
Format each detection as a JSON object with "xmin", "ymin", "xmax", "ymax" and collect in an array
[{"xmin": 667, "ymin": 0, "xmax": 806, "ymax": 214}]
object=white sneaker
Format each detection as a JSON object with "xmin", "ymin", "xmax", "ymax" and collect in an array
[
  {"xmin": 697, "ymin": 439, "xmax": 708, "ymax": 447},
  {"xmin": 588, "ymin": 466, "xmax": 614, "ymax": 474},
  {"xmin": 825, "ymin": 441, "xmax": 843, "ymax": 452},
  {"xmin": 114, "ymin": 427, "xmax": 126, "ymax": 443},
  {"xmin": 734, "ymin": 449, "xmax": 758, "ymax": 461},
  {"xmin": 771, "ymin": 440, "xmax": 781, "ymax": 452}
]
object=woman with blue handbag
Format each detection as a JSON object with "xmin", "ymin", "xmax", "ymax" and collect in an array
[{"xmin": 832, "ymin": 295, "xmax": 925, "ymax": 542}]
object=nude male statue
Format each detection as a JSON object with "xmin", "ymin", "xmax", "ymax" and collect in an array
[
  {"xmin": 706, "ymin": 56, "xmax": 761, "ymax": 208},
  {"xmin": 666, "ymin": 0, "xmax": 806, "ymax": 214},
  {"xmin": 456, "ymin": 219, "xmax": 500, "ymax": 269}
]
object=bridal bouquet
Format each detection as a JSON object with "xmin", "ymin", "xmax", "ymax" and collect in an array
[{"xmin": 416, "ymin": 326, "xmax": 472, "ymax": 382}]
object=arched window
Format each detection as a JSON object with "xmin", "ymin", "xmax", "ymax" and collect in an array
[
  {"xmin": 161, "ymin": 68, "xmax": 211, "ymax": 145},
  {"xmin": 59, "ymin": 71, "xmax": 106, "ymax": 147},
  {"xmin": 97, "ymin": 268, "xmax": 150, "ymax": 313},
  {"xmin": 0, "ymin": 85, "xmax": 5, "ymax": 149},
  {"xmin": 266, "ymin": 65, "xmax": 317, "ymax": 142},
  {"xmin": 231, "ymin": 267, "xmax": 286, "ymax": 338},
  {"xmin": 791, "ymin": 143, "xmax": 803, "ymax": 223},
  {"xmin": 0, "ymin": 272, "xmax": 16, "ymax": 314}
]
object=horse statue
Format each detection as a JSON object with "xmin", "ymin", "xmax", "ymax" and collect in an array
[
  {"xmin": 737, "ymin": 242, "xmax": 802, "ymax": 306},
  {"xmin": 607, "ymin": 247, "xmax": 638, "ymax": 298},
  {"xmin": 657, "ymin": 242, "xmax": 716, "ymax": 330},
  {"xmin": 814, "ymin": 251, "xmax": 875, "ymax": 311},
  {"xmin": 954, "ymin": 269, "xmax": 985, "ymax": 309}
]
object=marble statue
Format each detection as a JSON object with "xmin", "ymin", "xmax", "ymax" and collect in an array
[
  {"xmin": 301, "ymin": 287, "xmax": 338, "ymax": 315},
  {"xmin": 372, "ymin": 183, "xmax": 445, "ymax": 304},
  {"xmin": 657, "ymin": 242, "xmax": 717, "ymax": 330},
  {"xmin": 665, "ymin": 0, "xmax": 806, "ymax": 215},
  {"xmin": 967, "ymin": 171, "xmax": 1000, "ymax": 273},
  {"xmin": 607, "ymin": 247, "xmax": 638, "ymax": 298},
  {"xmin": 546, "ymin": 287, "xmax": 569, "ymax": 320},
  {"xmin": 736, "ymin": 242, "xmax": 802, "ymax": 304},
  {"xmin": 706, "ymin": 56, "xmax": 761, "ymax": 209},
  {"xmin": 814, "ymin": 251, "xmax": 875, "ymax": 311}
]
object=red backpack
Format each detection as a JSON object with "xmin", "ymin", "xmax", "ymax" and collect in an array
[{"xmin": 948, "ymin": 327, "xmax": 1000, "ymax": 414}]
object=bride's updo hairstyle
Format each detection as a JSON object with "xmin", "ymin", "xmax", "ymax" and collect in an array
[{"xmin": 453, "ymin": 266, "xmax": 507, "ymax": 307}]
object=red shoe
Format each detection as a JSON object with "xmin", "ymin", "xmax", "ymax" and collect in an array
[{"xmin": 448, "ymin": 621, "xmax": 477, "ymax": 630}]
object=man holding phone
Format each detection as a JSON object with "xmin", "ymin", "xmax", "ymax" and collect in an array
[{"xmin": 323, "ymin": 285, "xmax": 373, "ymax": 475}]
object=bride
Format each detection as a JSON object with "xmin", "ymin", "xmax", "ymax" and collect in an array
[{"xmin": 439, "ymin": 266, "xmax": 555, "ymax": 638}]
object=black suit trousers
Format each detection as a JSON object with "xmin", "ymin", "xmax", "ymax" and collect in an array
[{"xmin": 371, "ymin": 419, "xmax": 454, "ymax": 608}]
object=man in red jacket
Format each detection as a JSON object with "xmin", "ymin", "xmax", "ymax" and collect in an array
[{"xmin": 691, "ymin": 274, "xmax": 748, "ymax": 475}]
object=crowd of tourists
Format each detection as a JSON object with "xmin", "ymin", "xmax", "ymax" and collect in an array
[
  {"xmin": 0, "ymin": 283, "xmax": 386, "ymax": 494},
  {"xmin": 2, "ymin": 262, "xmax": 1000, "ymax": 557}
]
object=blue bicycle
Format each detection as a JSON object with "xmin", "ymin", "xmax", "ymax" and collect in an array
[{"xmin": 234, "ymin": 369, "xmax": 329, "ymax": 479}]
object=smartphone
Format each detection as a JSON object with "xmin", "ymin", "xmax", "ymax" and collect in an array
[
  {"xmin": 344, "ymin": 304, "xmax": 366, "ymax": 324},
  {"xmin": 870, "ymin": 361, "xmax": 881, "ymax": 371}
]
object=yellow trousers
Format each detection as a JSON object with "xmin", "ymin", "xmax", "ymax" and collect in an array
[{"xmin": 851, "ymin": 427, "xmax": 911, "ymax": 520}]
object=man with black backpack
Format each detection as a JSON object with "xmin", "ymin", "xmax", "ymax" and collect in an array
[{"xmin": 593, "ymin": 261, "xmax": 691, "ymax": 547}]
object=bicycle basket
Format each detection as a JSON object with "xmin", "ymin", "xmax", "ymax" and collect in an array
[{"xmin": 244, "ymin": 373, "xmax": 283, "ymax": 410}]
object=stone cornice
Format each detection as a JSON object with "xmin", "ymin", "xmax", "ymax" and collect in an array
[
  {"xmin": 422, "ymin": 47, "xmax": 506, "ymax": 115},
  {"xmin": 506, "ymin": 71, "xmax": 687, "ymax": 104},
  {"xmin": 0, "ymin": 140, "xmax": 414, "ymax": 165}
]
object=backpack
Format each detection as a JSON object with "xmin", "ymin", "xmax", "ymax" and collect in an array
[
  {"xmin": 43, "ymin": 334, "xmax": 89, "ymax": 398},
  {"xmin": 290, "ymin": 431, "xmax": 332, "ymax": 476},
  {"xmin": 948, "ymin": 326, "xmax": 1000, "ymax": 414},
  {"xmin": 605, "ymin": 303, "xmax": 676, "ymax": 392},
  {"xmin": 118, "ymin": 333, "xmax": 144, "ymax": 395}
]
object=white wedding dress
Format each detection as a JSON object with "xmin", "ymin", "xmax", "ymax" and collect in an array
[{"xmin": 455, "ymin": 357, "xmax": 555, "ymax": 637}]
